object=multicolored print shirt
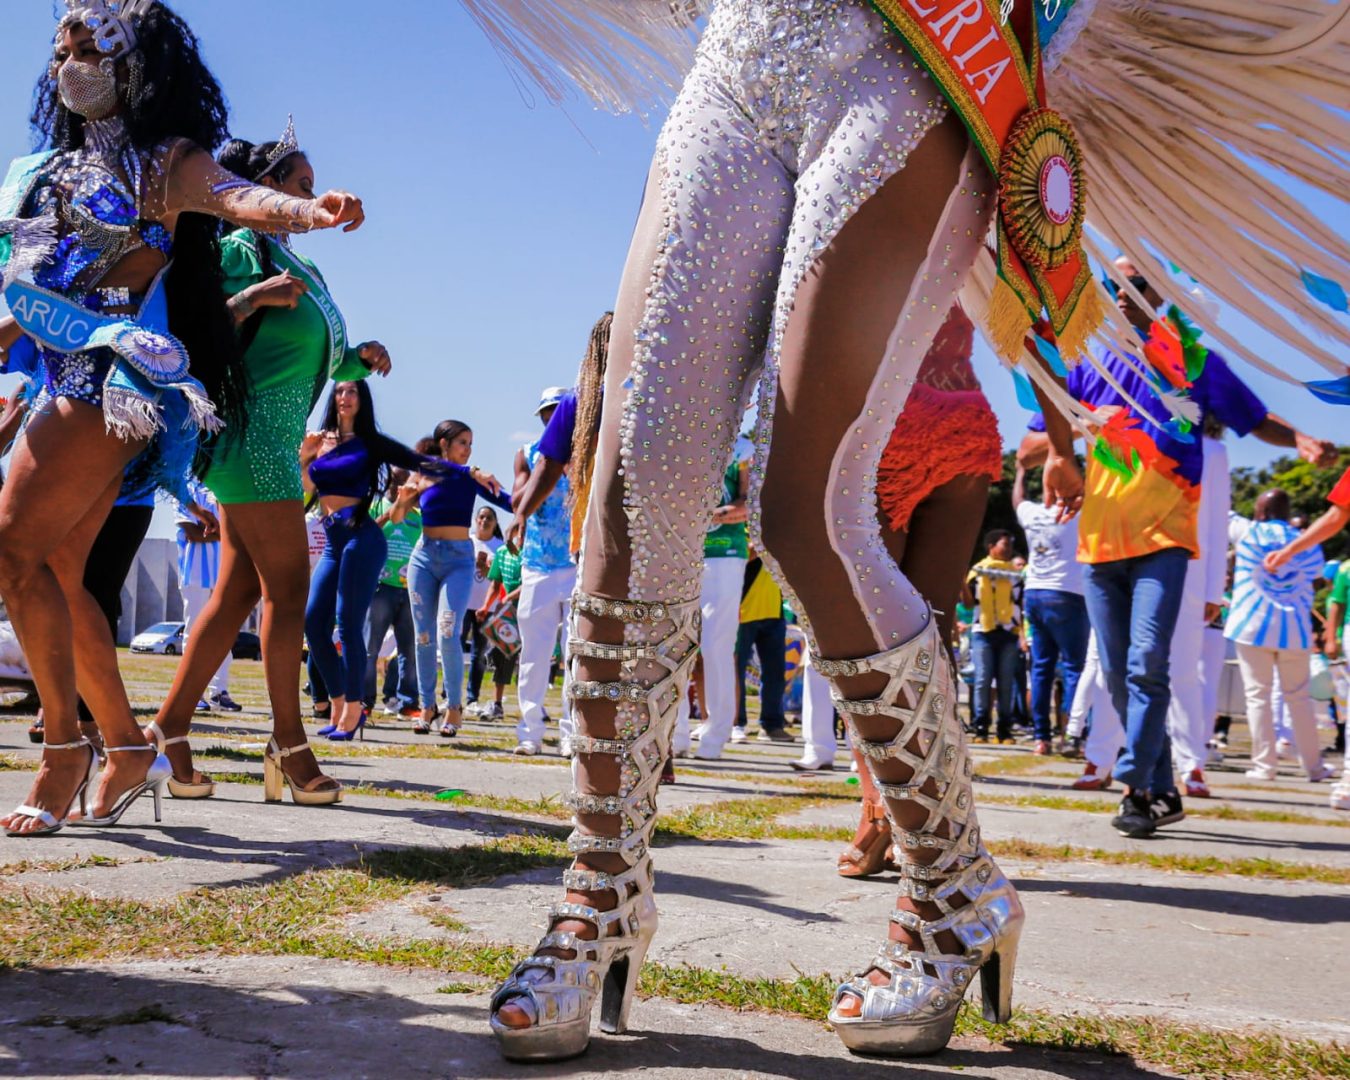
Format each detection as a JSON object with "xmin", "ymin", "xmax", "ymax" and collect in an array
[{"xmin": 1032, "ymin": 346, "xmax": 1267, "ymax": 565}]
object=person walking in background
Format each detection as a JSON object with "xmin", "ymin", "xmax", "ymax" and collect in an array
[
  {"xmin": 1230, "ymin": 490, "xmax": 1337, "ymax": 783},
  {"xmin": 465, "ymin": 507, "xmax": 505, "ymax": 720},
  {"xmin": 1025, "ymin": 258, "xmax": 1334, "ymax": 837},
  {"xmin": 963, "ymin": 530, "xmax": 1024, "ymax": 744},
  {"xmin": 480, "ymin": 541, "xmax": 527, "ymax": 748},
  {"xmin": 175, "ymin": 484, "xmax": 238, "ymax": 714},
  {"xmin": 363, "ymin": 469, "xmax": 421, "ymax": 720},
  {"xmin": 514, "ymin": 388, "xmax": 578, "ymax": 755},
  {"xmin": 400, "ymin": 420, "xmax": 510, "ymax": 738},
  {"xmin": 681, "ymin": 437, "xmax": 756, "ymax": 760},
  {"xmin": 1014, "ymin": 460, "xmax": 1087, "ymax": 756},
  {"xmin": 735, "ymin": 549, "xmax": 790, "ymax": 748}
]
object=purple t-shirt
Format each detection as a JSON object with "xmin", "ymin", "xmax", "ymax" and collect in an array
[{"xmin": 538, "ymin": 389, "xmax": 580, "ymax": 464}]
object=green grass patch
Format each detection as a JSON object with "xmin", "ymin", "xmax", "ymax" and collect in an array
[{"xmin": 0, "ymin": 854, "xmax": 128, "ymax": 878}]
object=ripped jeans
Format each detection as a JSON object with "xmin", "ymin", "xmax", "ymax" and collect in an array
[{"xmin": 407, "ymin": 538, "xmax": 475, "ymax": 711}]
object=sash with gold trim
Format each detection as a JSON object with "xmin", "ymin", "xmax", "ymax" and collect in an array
[{"xmin": 868, "ymin": 0, "xmax": 1103, "ymax": 362}]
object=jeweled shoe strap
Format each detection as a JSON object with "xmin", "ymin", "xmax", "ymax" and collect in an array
[
  {"xmin": 42, "ymin": 738, "xmax": 91, "ymax": 751},
  {"xmin": 569, "ymin": 639, "xmax": 660, "ymax": 662},
  {"xmin": 810, "ymin": 623, "xmax": 937, "ymax": 682},
  {"xmin": 571, "ymin": 591, "xmax": 698, "ymax": 624}
]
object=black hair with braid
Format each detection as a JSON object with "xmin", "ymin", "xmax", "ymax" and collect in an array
[{"xmin": 30, "ymin": 1, "xmax": 250, "ymax": 434}]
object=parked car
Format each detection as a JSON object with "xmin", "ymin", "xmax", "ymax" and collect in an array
[
  {"xmin": 232, "ymin": 631, "xmax": 262, "ymax": 661},
  {"xmin": 130, "ymin": 622, "xmax": 185, "ymax": 655}
]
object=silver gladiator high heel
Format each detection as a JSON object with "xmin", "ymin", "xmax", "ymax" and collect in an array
[
  {"xmin": 819, "ymin": 617, "xmax": 1024, "ymax": 1056},
  {"xmin": 489, "ymin": 592, "xmax": 700, "ymax": 1062}
]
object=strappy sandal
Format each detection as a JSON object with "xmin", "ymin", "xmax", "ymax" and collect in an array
[
  {"xmin": 4, "ymin": 738, "xmax": 98, "ymax": 838},
  {"xmin": 144, "ymin": 721, "xmax": 216, "ymax": 799},
  {"xmin": 74, "ymin": 745, "xmax": 170, "ymax": 828},
  {"xmin": 414, "ymin": 707, "xmax": 438, "ymax": 736},
  {"xmin": 263, "ymin": 738, "xmax": 342, "ymax": 806},
  {"xmin": 837, "ymin": 799, "xmax": 899, "ymax": 879}
]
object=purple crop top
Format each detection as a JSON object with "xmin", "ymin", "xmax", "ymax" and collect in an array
[
  {"xmin": 419, "ymin": 469, "xmax": 513, "ymax": 528},
  {"xmin": 308, "ymin": 436, "xmax": 444, "ymax": 501}
]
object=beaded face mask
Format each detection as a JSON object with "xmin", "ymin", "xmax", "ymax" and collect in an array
[{"xmin": 58, "ymin": 57, "xmax": 120, "ymax": 120}]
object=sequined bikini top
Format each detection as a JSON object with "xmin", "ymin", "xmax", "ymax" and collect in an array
[{"xmin": 26, "ymin": 118, "xmax": 172, "ymax": 304}]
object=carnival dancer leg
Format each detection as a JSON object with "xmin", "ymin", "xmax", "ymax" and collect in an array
[
  {"xmin": 0, "ymin": 404, "xmax": 162, "ymax": 835},
  {"xmin": 490, "ymin": 3, "xmax": 1020, "ymax": 1059}
]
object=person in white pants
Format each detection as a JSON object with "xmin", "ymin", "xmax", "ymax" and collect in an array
[
  {"xmin": 1067, "ymin": 631, "xmax": 1122, "ymax": 788},
  {"xmin": 794, "ymin": 653, "xmax": 837, "ymax": 770},
  {"xmin": 1166, "ymin": 431, "xmax": 1232, "ymax": 797},
  {"xmin": 176, "ymin": 490, "xmax": 235, "ymax": 711},
  {"xmin": 679, "ymin": 444, "xmax": 752, "ymax": 760},
  {"xmin": 513, "ymin": 388, "xmax": 578, "ymax": 755},
  {"xmin": 1227, "ymin": 489, "xmax": 1335, "ymax": 783}
]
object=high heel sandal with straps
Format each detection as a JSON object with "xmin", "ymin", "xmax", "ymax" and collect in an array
[
  {"xmin": 837, "ymin": 799, "xmax": 899, "ymax": 879},
  {"xmin": 817, "ymin": 618, "xmax": 1024, "ymax": 1057},
  {"xmin": 4, "ymin": 738, "xmax": 98, "ymax": 838},
  {"xmin": 144, "ymin": 721, "xmax": 215, "ymax": 799},
  {"xmin": 263, "ymin": 738, "xmax": 342, "ymax": 806},
  {"xmin": 489, "ymin": 592, "xmax": 700, "ymax": 1062},
  {"xmin": 75, "ymin": 745, "xmax": 171, "ymax": 828}
]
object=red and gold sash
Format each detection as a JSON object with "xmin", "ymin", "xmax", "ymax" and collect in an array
[{"xmin": 869, "ymin": 0, "xmax": 1103, "ymax": 361}]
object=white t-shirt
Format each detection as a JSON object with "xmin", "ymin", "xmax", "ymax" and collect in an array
[
  {"xmin": 469, "ymin": 536, "xmax": 503, "ymax": 609},
  {"xmin": 1016, "ymin": 500, "xmax": 1084, "ymax": 594}
]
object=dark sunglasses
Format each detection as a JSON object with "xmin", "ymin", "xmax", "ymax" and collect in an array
[{"xmin": 1102, "ymin": 273, "xmax": 1151, "ymax": 298}]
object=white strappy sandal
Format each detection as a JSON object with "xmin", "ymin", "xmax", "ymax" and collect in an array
[
  {"xmin": 74, "ymin": 745, "xmax": 171, "ymax": 828},
  {"xmin": 144, "ymin": 721, "xmax": 216, "ymax": 799},
  {"xmin": 4, "ymin": 738, "xmax": 98, "ymax": 838}
]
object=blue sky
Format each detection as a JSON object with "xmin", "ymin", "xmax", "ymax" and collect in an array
[{"xmin": 1, "ymin": 1, "xmax": 1346, "ymax": 539}]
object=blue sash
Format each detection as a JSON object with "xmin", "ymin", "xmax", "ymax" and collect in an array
[{"xmin": 0, "ymin": 151, "xmax": 219, "ymax": 440}]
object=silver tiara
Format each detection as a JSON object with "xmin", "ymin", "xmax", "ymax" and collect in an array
[
  {"xmin": 62, "ymin": 0, "xmax": 156, "ymax": 57},
  {"xmin": 258, "ymin": 115, "xmax": 301, "ymax": 178}
]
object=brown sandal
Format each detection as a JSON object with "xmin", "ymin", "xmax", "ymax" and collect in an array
[{"xmin": 837, "ymin": 800, "xmax": 899, "ymax": 879}]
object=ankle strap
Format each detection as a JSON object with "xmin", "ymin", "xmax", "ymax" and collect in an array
[
  {"xmin": 811, "ymin": 639, "xmax": 935, "ymax": 681},
  {"xmin": 571, "ymin": 591, "xmax": 696, "ymax": 624},
  {"xmin": 105, "ymin": 744, "xmax": 155, "ymax": 753},
  {"xmin": 269, "ymin": 739, "xmax": 310, "ymax": 759},
  {"xmin": 42, "ymin": 738, "xmax": 91, "ymax": 751}
]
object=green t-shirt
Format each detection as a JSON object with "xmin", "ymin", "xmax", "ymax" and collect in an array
[
  {"xmin": 1330, "ymin": 565, "xmax": 1350, "ymax": 609},
  {"xmin": 488, "ymin": 546, "xmax": 523, "ymax": 594},
  {"xmin": 373, "ymin": 498, "xmax": 422, "ymax": 589},
  {"xmin": 704, "ymin": 460, "xmax": 748, "ymax": 560}
]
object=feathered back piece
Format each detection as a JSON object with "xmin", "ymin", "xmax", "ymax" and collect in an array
[
  {"xmin": 1049, "ymin": 0, "xmax": 1350, "ymax": 384},
  {"xmin": 457, "ymin": 0, "xmax": 706, "ymax": 115}
]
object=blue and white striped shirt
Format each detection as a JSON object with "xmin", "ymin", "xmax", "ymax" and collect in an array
[
  {"xmin": 1225, "ymin": 519, "xmax": 1323, "ymax": 650},
  {"xmin": 176, "ymin": 488, "xmax": 221, "ymax": 591}
]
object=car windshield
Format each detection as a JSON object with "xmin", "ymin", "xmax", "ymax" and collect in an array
[{"xmin": 143, "ymin": 623, "xmax": 180, "ymax": 635}]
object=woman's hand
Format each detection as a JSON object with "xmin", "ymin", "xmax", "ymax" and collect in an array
[
  {"xmin": 397, "ymin": 480, "xmax": 423, "ymax": 505},
  {"xmin": 1042, "ymin": 450, "xmax": 1085, "ymax": 523},
  {"xmin": 507, "ymin": 514, "xmax": 527, "ymax": 554},
  {"xmin": 471, "ymin": 467, "xmax": 503, "ymax": 497},
  {"xmin": 247, "ymin": 271, "xmax": 309, "ymax": 310},
  {"xmin": 188, "ymin": 502, "xmax": 220, "ymax": 539},
  {"xmin": 299, "ymin": 430, "xmax": 328, "ymax": 464},
  {"xmin": 357, "ymin": 341, "xmax": 392, "ymax": 377},
  {"xmin": 310, "ymin": 191, "xmax": 365, "ymax": 232}
]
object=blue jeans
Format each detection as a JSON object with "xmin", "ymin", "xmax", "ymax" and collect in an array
[
  {"xmin": 363, "ymin": 582, "xmax": 417, "ymax": 709},
  {"xmin": 1024, "ymin": 589, "xmax": 1090, "ymax": 742},
  {"xmin": 1083, "ymin": 547, "xmax": 1189, "ymax": 794},
  {"xmin": 407, "ymin": 538, "xmax": 475, "ymax": 710},
  {"xmin": 736, "ymin": 618, "xmax": 787, "ymax": 732},
  {"xmin": 971, "ymin": 628, "xmax": 1019, "ymax": 737},
  {"xmin": 305, "ymin": 515, "xmax": 387, "ymax": 703}
]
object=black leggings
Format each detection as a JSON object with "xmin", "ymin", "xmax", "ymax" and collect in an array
[{"xmin": 77, "ymin": 503, "xmax": 154, "ymax": 725}]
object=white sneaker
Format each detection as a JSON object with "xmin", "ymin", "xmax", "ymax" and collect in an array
[
  {"xmin": 790, "ymin": 758, "xmax": 835, "ymax": 772},
  {"xmin": 513, "ymin": 741, "xmax": 540, "ymax": 757},
  {"xmin": 694, "ymin": 744, "xmax": 723, "ymax": 761},
  {"xmin": 1276, "ymin": 738, "xmax": 1294, "ymax": 759},
  {"xmin": 691, "ymin": 723, "xmax": 710, "ymax": 742},
  {"xmin": 1245, "ymin": 766, "xmax": 1278, "ymax": 781},
  {"xmin": 1308, "ymin": 763, "xmax": 1338, "ymax": 783},
  {"xmin": 1330, "ymin": 784, "xmax": 1350, "ymax": 812},
  {"xmin": 729, "ymin": 727, "xmax": 748, "ymax": 744},
  {"xmin": 382, "ymin": 699, "xmax": 399, "ymax": 716}
]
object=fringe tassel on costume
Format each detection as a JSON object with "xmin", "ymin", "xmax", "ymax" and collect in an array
[
  {"xmin": 103, "ymin": 388, "xmax": 165, "ymax": 442},
  {"xmin": 0, "ymin": 213, "xmax": 58, "ymax": 292}
]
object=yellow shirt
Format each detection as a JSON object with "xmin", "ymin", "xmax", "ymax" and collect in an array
[
  {"xmin": 740, "ymin": 563, "xmax": 783, "ymax": 623},
  {"xmin": 966, "ymin": 558, "xmax": 1022, "ymax": 633}
]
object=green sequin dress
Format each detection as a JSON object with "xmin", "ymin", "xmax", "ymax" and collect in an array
[{"xmin": 202, "ymin": 230, "xmax": 370, "ymax": 504}]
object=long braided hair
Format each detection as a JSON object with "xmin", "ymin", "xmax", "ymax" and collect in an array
[{"xmin": 566, "ymin": 312, "xmax": 613, "ymax": 545}]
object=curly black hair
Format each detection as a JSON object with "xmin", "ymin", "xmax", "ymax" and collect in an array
[{"xmin": 30, "ymin": 2, "xmax": 250, "ymax": 434}]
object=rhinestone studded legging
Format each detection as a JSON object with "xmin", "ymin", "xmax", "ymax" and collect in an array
[{"xmin": 563, "ymin": 0, "xmax": 995, "ymax": 937}]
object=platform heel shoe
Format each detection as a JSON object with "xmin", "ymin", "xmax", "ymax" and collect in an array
[
  {"xmin": 489, "ymin": 592, "xmax": 700, "ymax": 1062},
  {"xmin": 262, "ymin": 738, "xmax": 343, "ymax": 805},
  {"xmin": 817, "ymin": 617, "xmax": 1025, "ymax": 1056}
]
